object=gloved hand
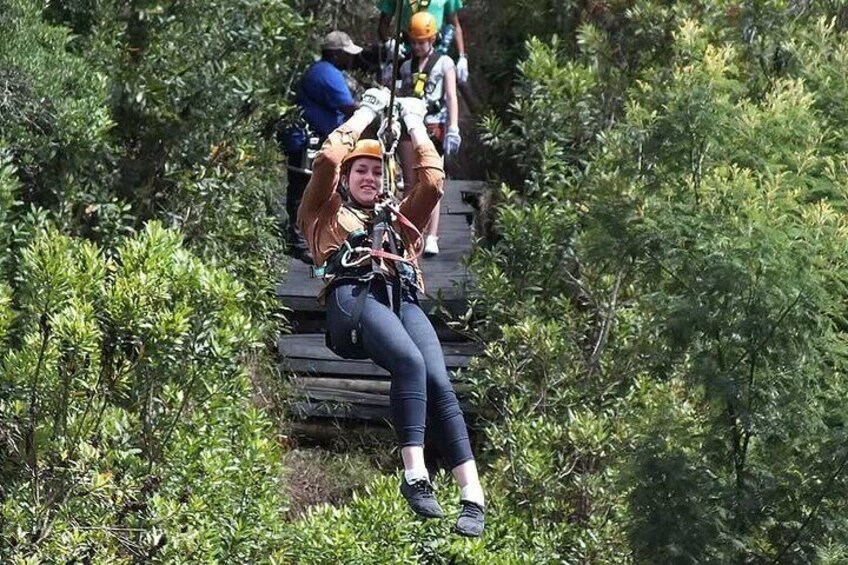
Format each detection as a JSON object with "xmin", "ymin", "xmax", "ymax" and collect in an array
[
  {"xmin": 383, "ymin": 38, "xmax": 407, "ymax": 59},
  {"xmin": 397, "ymin": 97, "xmax": 427, "ymax": 134},
  {"xmin": 456, "ymin": 55, "xmax": 469, "ymax": 83},
  {"xmin": 357, "ymin": 87, "xmax": 391, "ymax": 122},
  {"xmin": 444, "ymin": 126, "xmax": 461, "ymax": 155}
]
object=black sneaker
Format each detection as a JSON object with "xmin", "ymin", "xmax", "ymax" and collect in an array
[
  {"xmin": 454, "ymin": 500, "xmax": 485, "ymax": 537},
  {"xmin": 400, "ymin": 478, "xmax": 445, "ymax": 519}
]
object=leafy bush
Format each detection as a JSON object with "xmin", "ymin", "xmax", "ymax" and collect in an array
[
  {"xmin": 1, "ymin": 0, "xmax": 314, "ymax": 327},
  {"xmin": 470, "ymin": 4, "xmax": 848, "ymax": 563},
  {"xmin": 285, "ymin": 473, "xmax": 574, "ymax": 564},
  {"xmin": 0, "ymin": 218, "xmax": 288, "ymax": 562},
  {"xmin": 0, "ymin": 0, "xmax": 118, "ymax": 239}
]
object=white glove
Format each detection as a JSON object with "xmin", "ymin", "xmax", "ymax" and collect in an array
[
  {"xmin": 356, "ymin": 87, "xmax": 391, "ymax": 122},
  {"xmin": 444, "ymin": 126, "xmax": 461, "ymax": 155},
  {"xmin": 397, "ymin": 97, "xmax": 427, "ymax": 133},
  {"xmin": 456, "ymin": 55, "xmax": 469, "ymax": 83},
  {"xmin": 383, "ymin": 38, "xmax": 407, "ymax": 59}
]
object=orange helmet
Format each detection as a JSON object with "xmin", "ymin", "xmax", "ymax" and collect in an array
[
  {"xmin": 341, "ymin": 139, "xmax": 383, "ymax": 171},
  {"xmin": 409, "ymin": 11, "xmax": 438, "ymax": 41}
]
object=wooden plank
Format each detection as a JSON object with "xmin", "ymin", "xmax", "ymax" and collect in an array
[
  {"xmin": 278, "ymin": 293, "xmax": 469, "ymax": 314},
  {"xmin": 290, "ymin": 401, "xmax": 391, "ymax": 422},
  {"xmin": 276, "ymin": 280, "xmax": 471, "ymax": 304},
  {"xmin": 439, "ymin": 189, "xmax": 475, "ymax": 216},
  {"xmin": 297, "ymin": 388, "xmax": 391, "ymax": 406},
  {"xmin": 282, "ymin": 357, "xmax": 472, "ymax": 378},
  {"xmin": 282, "ymin": 346, "xmax": 474, "ymax": 367},
  {"xmin": 277, "ymin": 275, "xmax": 471, "ymax": 307},
  {"xmin": 279, "ymin": 334, "xmax": 481, "ymax": 358},
  {"xmin": 293, "ymin": 376, "xmax": 391, "ymax": 394},
  {"xmin": 290, "ymin": 398, "xmax": 476, "ymax": 422},
  {"xmin": 283, "ymin": 257, "xmax": 469, "ymax": 277},
  {"xmin": 283, "ymin": 358, "xmax": 390, "ymax": 377},
  {"xmin": 291, "ymin": 378, "xmax": 471, "ymax": 397},
  {"xmin": 449, "ymin": 180, "xmax": 487, "ymax": 196},
  {"xmin": 285, "ymin": 310, "xmax": 469, "ymax": 342}
]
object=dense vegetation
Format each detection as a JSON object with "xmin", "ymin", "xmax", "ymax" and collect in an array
[
  {"xmin": 3, "ymin": 0, "xmax": 848, "ymax": 563},
  {"xmin": 0, "ymin": 0, "xmax": 306, "ymax": 560}
]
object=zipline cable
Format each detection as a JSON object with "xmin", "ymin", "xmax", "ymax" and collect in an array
[
  {"xmin": 378, "ymin": 0, "xmax": 406, "ymax": 199},
  {"xmin": 384, "ymin": 0, "xmax": 405, "ymax": 148}
]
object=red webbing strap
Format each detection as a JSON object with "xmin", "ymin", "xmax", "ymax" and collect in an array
[
  {"xmin": 369, "ymin": 248, "xmax": 410, "ymax": 263},
  {"xmin": 385, "ymin": 202, "xmax": 424, "ymax": 261}
]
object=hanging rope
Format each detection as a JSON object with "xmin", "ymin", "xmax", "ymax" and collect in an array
[{"xmin": 377, "ymin": 0, "xmax": 407, "ymax": 200}]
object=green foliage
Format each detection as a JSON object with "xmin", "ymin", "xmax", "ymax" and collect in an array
[
  {"xmin": 291, "ymin": 0, "xmax": 380, "ymax": 41},
  {"xmin": 0, "ymin": 222, "xmax": 287, "ymax": 562},
  {"xmin": 471, "ymin": 3, "xmax": 848, "ymax": 563},
  {"xmin": 0, "ymin": 0, "xmax": 118, "ymax": 237},
  {"xmin": 285, "ymin": 473, "xmax": 573, "ymax": 564},
  {"xmin": 1, "ymin": 0, "xmax": 313, "ymax": 325}
]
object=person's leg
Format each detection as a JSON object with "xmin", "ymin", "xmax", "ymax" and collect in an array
[
  {"xmin": 423, "ymin": 135, "xmax": 445, "ymax": 255},
  {"xmin": 326, "ymin": 283, "xmax": 443, "ymax": 518},
  {"xmin": 285, "ymin": 155, "xmax": 311, "ymax": 262},
  {"xmin": 399, "ymin": 299, "xmax": 481, "ymax": 483},
  {"xmin": 398, "ymin": 138, "xmax": 417, "ymax": 196},
  {"xmin": 328, "ymin": 284, "xmax": 427, "ymax": 447},
  {"xmin": 398, "ymin": 297, "xmax": 485, "ymax": 535}
]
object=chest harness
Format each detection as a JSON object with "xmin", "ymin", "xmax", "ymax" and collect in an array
[
  {"xmin": 313, "ymin": 198, "xmax": 424, "ymax": 358},
  {"xmin": 408, "ymin": 52, "xmax": 443, "ymax": 113}
]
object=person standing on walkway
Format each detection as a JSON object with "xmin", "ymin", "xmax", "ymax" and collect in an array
[
  {"xmin": 377, "ymin": 0, "xmax": 469, "ymax": 84},
  {"xmin": 281, "ymin": 31, "xmax": 361, "ymax": 264},
  {"xmin": 397, "ymin": 11, "xmax": 460, "ymax": 256},
  {"xmin": 297, "ymin": 87, "xmax": 486, "ymax": 537}
]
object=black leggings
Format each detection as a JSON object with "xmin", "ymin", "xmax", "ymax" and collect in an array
[{"xmin": 326, "ymin": 281, "xmax": 473, "ymax": 470}]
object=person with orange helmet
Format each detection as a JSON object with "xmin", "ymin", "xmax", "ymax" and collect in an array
[
  {"xmin": 396, "ymin": 10, "xmax": 460, "ymax": 256},
  {"xmin": 377, "ymin": 0, "xmax": 469, "ymax": 83},
  {"xmin": 297, "ymin": 87, "xmax": 486, "ymax": 537}
]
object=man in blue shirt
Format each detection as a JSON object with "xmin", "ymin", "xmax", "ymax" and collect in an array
[{"xmin": 284, "ymin": 31, "xmax": 360, "ymax": 263}]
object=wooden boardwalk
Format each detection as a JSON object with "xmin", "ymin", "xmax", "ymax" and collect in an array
[{"xmin": 277, "ymin": 180, "xmax": 484, "ymax": 423}]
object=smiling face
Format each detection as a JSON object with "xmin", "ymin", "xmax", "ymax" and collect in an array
[{"xmin": 345, "ymin": 157, "xmax": 382, "ymax": 207}]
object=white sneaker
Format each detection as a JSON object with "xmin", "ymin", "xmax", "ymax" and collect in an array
[{"xmin": 424, "ymin": 235, "xmax": 440, "ymax": 256}]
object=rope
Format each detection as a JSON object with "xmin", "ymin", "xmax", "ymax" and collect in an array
[
  {"xmin": 385, "ymin": 0, "xmax": 405, "ymax": 146},
  {"xmin": 377, "ymin": 0, "xmax": 406, "ymax": 200}
]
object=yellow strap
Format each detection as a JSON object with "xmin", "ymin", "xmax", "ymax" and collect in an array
[{"xmin": 412, "ymin": 73, "xmax": 427, "ymax": 97}]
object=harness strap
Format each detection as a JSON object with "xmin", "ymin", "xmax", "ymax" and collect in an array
[
  {"xmin": 410, "ymin": 51, "xmax": 442, "ymax": 100},
  {"xmin": 381, "ymin": 212, "xmax": 403, "ymax": 316},
  {"xmin": 345, "ymin": 208, "xmax": 396, "ymax": 345}
]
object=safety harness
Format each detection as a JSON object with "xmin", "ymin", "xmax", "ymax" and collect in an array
[
  {"xmin": 315, "ymin": 199, "xmax": 424, "ymax": 358},
  {"xmin": 409, "ymin": 52, "xmax": 442, "ymax": 102},
  {"xmin": 407, "ymin": 52, "xmax": 446, "ymax": 144}
]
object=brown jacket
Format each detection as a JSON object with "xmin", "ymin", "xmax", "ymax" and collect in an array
[{"xmin": 297, "ymin": 124, "xmax": 444, "ymax": 285}]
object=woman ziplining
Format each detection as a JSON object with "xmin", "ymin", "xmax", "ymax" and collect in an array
[{"xmin": 296, "ymin": 86, "xmax": 485, "ymax": 537}]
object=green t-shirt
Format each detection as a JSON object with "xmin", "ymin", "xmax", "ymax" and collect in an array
[{"xmin": 378, "ymin": 0, "xmax": 464, "ymax": 32}]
